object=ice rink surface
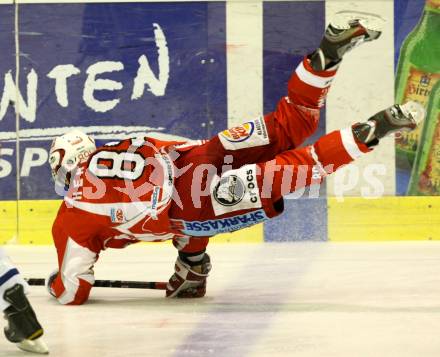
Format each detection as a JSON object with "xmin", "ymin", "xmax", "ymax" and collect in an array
[{"xmin": 0, "ymin": 242, "xmax": 439, "ymax": 357}]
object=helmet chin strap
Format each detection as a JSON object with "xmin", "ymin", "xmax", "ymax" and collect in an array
[{"xmin": 54, "ymin": 165, "xmax": 73, "ymax": 187}]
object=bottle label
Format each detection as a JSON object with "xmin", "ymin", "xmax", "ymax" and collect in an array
[
  {"xmin": 427, "ymin": 0, "xmax": 440, "ymax": 9},
  {"xmin": 396, "ymin": 68, "xmax": 440, "ymax": 155},
  {"xmin": 417, "ymin": 112, "xmax": 440, "ymax": 194}
]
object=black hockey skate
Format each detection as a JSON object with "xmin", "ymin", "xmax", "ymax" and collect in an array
[
  {"xmin": 353, "ymin": 101, "xmax": 426, "ymax": 145},
  {"xmin": 3, "ymin": 284, "xmax": 48, "ymax": 354},
  {"xmin": 310, "ymin": 11, "xmax": 385, "ymax": 71}
]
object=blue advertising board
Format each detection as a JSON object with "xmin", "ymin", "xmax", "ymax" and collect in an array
[
  {"xmin": 0, "ymin": 2, "xmax": 227, "ymax": 200},
  {"xmin": 263, "ymin": 1, "xmax": 327, "ymax": 241}
]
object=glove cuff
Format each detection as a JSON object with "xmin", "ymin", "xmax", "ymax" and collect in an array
[
  {"xmin": 46, "ymin": 270, "xmax": 58, "ymax": 298},
  {"xmin": 175, "ymin": 257, "xmax": 210, "ymax": 282}
]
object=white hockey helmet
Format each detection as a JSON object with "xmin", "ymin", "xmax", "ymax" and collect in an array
[{"xmin": 49, "ymin": 129, "xmax": 96, "ymax": 181}]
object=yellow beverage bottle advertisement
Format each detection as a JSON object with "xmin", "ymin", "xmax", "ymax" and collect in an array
[
  {"xmin": 395, "ymin": 0, "xmax": 440, "ymax": 177},
  {"xmin": 408, "ymin": 80, "xmax": 440, "ymax": 195}
]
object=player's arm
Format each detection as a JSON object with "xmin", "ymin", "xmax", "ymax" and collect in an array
[{"xmin": 47, "ymin": 209, "xmax": 98, "ymax": 305}]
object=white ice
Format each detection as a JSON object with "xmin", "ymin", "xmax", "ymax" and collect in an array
[{"xmin": 1, "ymin": 242, "xmax": 440, "ymax": 357}]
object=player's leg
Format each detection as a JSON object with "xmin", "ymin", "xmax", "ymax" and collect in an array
[
  {"xmin": 262, "ymin": 101, "xmax": 425, "ymax": 212},
  {"xmin": 310, "ymin": 11, "xmax": 384, "ymax": 71},
  {"xmin": 176, "ymin": 101, "xmax": 424, "ymax": 232},
  {"xmin": 167, "ymin": 102, "xmax": 422, "ymax": 298},
  {"xmin": 267, "ymin": 11, "xmax": 385, "ymax": 150},
  {"xmin": 256, "ymin": 102, "xmax": 421, "ymax": 214},
  {"xmin": 0, "ymin": 249, "xmax": 48, "ymax": 354},
  {"xmin": 178, "ymin": 12, "xmax": 385, "ymax": 172},
  {"xmin": 167, "ymin": 12, "xmax": 386, "ymax": 298}
]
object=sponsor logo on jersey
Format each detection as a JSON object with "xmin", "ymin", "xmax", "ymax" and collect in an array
[
  {"xmin": 150, "ymin": 186, "xmax": 161, "ymax": 220},
  {"xmin": 213, "ymin": 175, "xmax": 245, "ymax": 206},
  {"xmin": 110, "ymin": 208, "xmax": 124, "ymax": 223},
  {"xmin": 151, "ymin": 186, "xmax": 160, "ymax": 210},
  {"xmin": 211, "ymin": 164, "xmax": 262, "ymax": 216},
  {"xmin": 77, "ymin": 149, "xmax": 94, "ymax": 163},
  {"xmin": 218, "ymin": 117, "xmax": 269, "ymax": 151},
  {"xmin": 220, "ymin": 122, "xmax": 255, "ymax": 143},
  {"xmin": 254, "ymin": 116, "xmax": 268, "ymax": 140},
  {"xmin": 170, "ymin": 209, "xmax": 269, "ymax": 237},
  {"xmin": 213, "ymin": 168, "xmax": 259, "ymax": 208}
]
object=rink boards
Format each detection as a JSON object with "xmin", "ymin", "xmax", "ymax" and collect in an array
[
  {"xmin": 0, "ymin": 0, "xmax": 435, "ymax": 244},
  {"xmin": 2, "ymin": 197, "xmax": 440, "ymax": 244}
]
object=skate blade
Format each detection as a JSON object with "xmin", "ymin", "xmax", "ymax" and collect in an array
[
  {"xmin": 401, "ymin": 101, "xmax": 426, "ymax": 126},
  {"xmin": 17, "ymin": 337, "xmax": 49, "ymax": 354},
  {"xmin": 331, "ymin": 10, "xmax": 386, "ymax": 32}
]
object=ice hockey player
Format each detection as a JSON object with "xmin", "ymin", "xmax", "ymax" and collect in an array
[
  {"xmin": 46, "ymin": 12, "xmax": 425, "ymax": 305},
  {"xmin": 0, "ymin": 249, "xmax": 48, "ymax": 353}
]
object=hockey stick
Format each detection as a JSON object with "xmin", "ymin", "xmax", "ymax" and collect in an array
[{"xmin": 25, "ymin": 278, "xmax": 167, "ymax": 290}]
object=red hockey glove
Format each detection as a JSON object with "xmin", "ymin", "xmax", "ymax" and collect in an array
[
  {"xmin": 46, "ymin": 270, "xmax": 58, "ymax": 298},
  {"xmin": 166, "ymin": 254, "xmax": 211, "ymax": 298}
]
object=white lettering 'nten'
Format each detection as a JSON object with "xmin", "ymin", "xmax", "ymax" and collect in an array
[
  {"xmin": 132, "ymin": 23, "xmax": 170, "ymax": 99},
  {"xmin": 47, "ymin": 65, "xmax": 81, "ymax": 108},
  {"xmin": 0, "ymin": 70, "xmax": 37, "ymax": 122},
  {"xmin": 0, "ymin": 22, "xmax": 169, "ymax": 123},
  {"xmin": 83, "ymin": 61, "xmax": 124, "ymax": 113}
]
